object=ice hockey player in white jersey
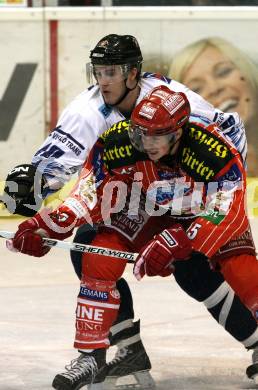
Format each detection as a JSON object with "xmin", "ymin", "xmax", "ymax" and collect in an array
[{"xmin": 4, "ymin": 34, "xmax": 258, "ymax": 390}]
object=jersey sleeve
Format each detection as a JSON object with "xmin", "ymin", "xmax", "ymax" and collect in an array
[
  {"xmin": 31, "ymin": 107, "xmax": 97, "ymax": 197},
  {"xmin": 55, "ymin": 137, "xmax": 110, "ymax": 226},
  {"xmin": 212, "ymin": 109, "xmax": 247, "ymax": 165},
  {"xmin": 187, "ymin": 150, "xmax": 249, "ymax": 258}
]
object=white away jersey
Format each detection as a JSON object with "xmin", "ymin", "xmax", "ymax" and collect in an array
[{"xmin": 32, "ymin": 72, "xmax": 247, "ymax": 197}]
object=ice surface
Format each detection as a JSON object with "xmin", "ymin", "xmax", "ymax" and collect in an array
[{"xmin": 1, "ymin": 218, "xmax": 258, "ymax": 390}]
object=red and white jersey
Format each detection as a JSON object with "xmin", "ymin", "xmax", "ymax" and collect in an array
[
  {"xmin": 31, "ymin": 73, "xmax": 246, "ymax": 198},
  {"xmin": 57, "ymin": 117, "xmax": 250, "ymax": 259}
]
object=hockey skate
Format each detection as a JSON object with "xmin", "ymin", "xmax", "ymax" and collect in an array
[
  {"xmin": 245, "ymin": 347, "xmax": 258, "ymax": 388},
  {"xmin": 52, "ymin": 348, "xmax": 106, "ymax": 390},
  {"xmin": 89, "ymin": 320, "xmax": 156, "ymax": 390}
]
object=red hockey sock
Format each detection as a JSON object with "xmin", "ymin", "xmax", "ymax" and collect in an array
[{"xmin": 74, "ymin": 275, "xmax": 120, "ymax": 350}]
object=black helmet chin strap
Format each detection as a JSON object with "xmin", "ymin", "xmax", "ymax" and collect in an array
[{"xmin": 111, "ymin": 78, "xmax": 138, "ymax": 107}]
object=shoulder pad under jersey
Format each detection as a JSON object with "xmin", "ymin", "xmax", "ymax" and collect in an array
[
  {"xmin": 100, "ymin": 120, "xmax": 146, "ymax": 171},
  {"xmin": 179, "ymin": 121, "xmax": 236, "ymax": 182}
]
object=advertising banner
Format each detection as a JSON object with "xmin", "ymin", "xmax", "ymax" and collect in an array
[
  {"xmin": 0, "ymin": 0, "xmax": 27, "ymax": 6},
  {"xmin": 0, "ymin": 10, "xmax": 45, "ymax": 181}
]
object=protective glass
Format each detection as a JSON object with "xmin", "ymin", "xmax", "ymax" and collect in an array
[{"xmin": 86, "ymin": 63, "xmax": 131, "ymax": 85}]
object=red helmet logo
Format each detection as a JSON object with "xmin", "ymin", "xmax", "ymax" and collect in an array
[{"xmin": 139, "ymin": 104, "xmax": 157, "ymax": 120}]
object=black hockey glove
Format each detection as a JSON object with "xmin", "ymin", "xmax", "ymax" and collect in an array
[{"xmin": 3, "ymin": 164, "xmax": 46, "ymax": 217}]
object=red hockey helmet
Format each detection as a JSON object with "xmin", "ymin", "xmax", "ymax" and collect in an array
[{"xmin": 129, "ymin": 85, "xmax": 190, "ymax": 152}]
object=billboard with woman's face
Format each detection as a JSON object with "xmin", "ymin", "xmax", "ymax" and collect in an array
[{"xmin": 168, "ymin": 37, "xmax": 258, "ymax": 176}]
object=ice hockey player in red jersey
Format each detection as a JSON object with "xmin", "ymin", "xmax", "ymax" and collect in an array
[{"xmin": 9, "ymin": 86, "xmax": 258, "ymax": 389}]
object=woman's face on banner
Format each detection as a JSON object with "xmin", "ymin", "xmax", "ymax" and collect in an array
[{"xmin": 182, "ymin": 45, "xmax": 255, "ymax": 125}]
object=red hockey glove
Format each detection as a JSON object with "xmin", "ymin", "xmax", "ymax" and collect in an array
[
  {"xmin": 10, "ymin": 206, "xmax": 77, "ymax": 257},
  {"xmin": 133, "ymin": 224, "xmax": 193, "ymax": 280}
]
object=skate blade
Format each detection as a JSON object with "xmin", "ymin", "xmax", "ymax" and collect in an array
[
  {"xmin": 87, "ymin": 371, "xmax": 156, "ymax": 390},
  {"xmin": 133, "ymin": 370, "xmax": 156, "ymax": 389},
  {"xmin": 87, "ymin": 377, "xmax": 116, "ymax": 390},
  {"xmin": 242, "ymin": 375, "xmax": 258, "ymax": 389}
]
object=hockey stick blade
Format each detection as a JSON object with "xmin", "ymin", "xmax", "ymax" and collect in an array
[{"xmin": 0, "ymin": 230, "xmax": 137, "ymax": 263}]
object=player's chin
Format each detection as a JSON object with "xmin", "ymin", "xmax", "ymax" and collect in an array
[
  {"xmin": 146, "ymin": 151, "xmax": 160, "ymax": 160},
  {"xmin": 102, "ymin": 92, "xmax": 115, "ymax": 105}
]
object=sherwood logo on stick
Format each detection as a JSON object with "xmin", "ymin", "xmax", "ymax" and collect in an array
[
  {"xmin": 85, "ymin": 246, "xmax": 135, "ymax": 260},
  {"xmin": 40, "ymin": 237, "xmax": 136, "ymax": 262}
]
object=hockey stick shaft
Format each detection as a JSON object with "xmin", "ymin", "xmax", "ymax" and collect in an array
[{"xmin": 0, "ymin": 230, "xmax": 137, "ymax": 263}]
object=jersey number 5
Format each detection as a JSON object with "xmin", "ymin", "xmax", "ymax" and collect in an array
[{"xmin": 187, "ymin": 223, "xmax": 202, "ymax": 240}]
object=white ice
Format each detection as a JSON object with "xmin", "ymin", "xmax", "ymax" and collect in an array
[{"xmin": 1, "ymin": 218, "xmax": 258, "ymax": 390}]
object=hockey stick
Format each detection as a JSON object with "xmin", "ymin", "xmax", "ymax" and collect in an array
[{"xmin": 0, "ymin": 230, "xmax": 137, "ymax": 263}]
